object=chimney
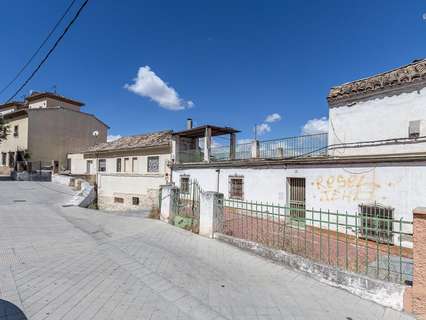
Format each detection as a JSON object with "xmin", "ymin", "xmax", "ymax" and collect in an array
[{"xmin": 186, "ymin": 118, "xmax": 193, "ymax": 129}]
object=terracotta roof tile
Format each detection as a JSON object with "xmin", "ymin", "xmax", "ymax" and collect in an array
[
  {"xmin": 86, "ymin": 130, "xmax": 172, "ymax": 153},
  {"xmin": 328, "ymin": 59, "xmax": 426, "ymax": 106}
]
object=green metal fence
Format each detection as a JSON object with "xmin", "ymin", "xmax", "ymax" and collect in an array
[
  {"xmin": 172, "ymin": 180, "xmax": 202, "ymax": 233},
  {"xmin": 220, "ymin": 198, "xmax": 413, "ymax": 284}
]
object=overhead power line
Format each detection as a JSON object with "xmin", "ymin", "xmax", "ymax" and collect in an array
[
  {"xmin": 0, "ymin": 0, "xmax": 77, "ymax": 98},
  {"xmin": 5, "ymin": 0, "xmax": 90, "ymax": 103}
]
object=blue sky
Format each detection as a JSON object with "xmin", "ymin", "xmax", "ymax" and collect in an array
[{"xmin": 1, "ymin": 1, "xmax": 426, "ymax": 142}]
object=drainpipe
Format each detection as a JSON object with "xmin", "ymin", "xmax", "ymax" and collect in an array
[{"xmin": 216, "ymin": 169, "xmax": 220, "ymax": 192}]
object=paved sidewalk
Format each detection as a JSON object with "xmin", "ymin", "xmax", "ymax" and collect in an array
[{"xmin": 0, "ymin": 181, "xmax": 414, "ymax": 319}]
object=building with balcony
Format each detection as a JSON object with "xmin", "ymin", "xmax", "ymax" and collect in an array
[
  {"xmin": 171, "ymin": 59, "xmax": 426, "ymax": 240},
  {"xmin": 0, "ymin": 91, "xmax": 108, "ymax": 176}
]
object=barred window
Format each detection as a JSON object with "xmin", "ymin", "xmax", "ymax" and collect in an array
[
  {"xmin": 229, "ymin": 176, "xmax": 243, "ymax": 199},
  {"xmin": 116, "ymin": 158, "xmax": 121, "ymax": 172},
  {"xmin": 359, "ymin": 203, "xmax": 394, "ymax": 243},
  {"xmin": 98, "ymin": 159, "xmax": 106, "ymax": 172},
  {"xmin": 180, "ymin": 176, "xmax": 190, "ymax": 193},
  {"xmin": 147, "ymin": 156, "xmax": 159, "ymax": 173},
  {"xmin": 132, "ymin": 197, "xmax": 140, "ymax": 205},
  {"xmin": 114, "ymin": 197, "xmax": 124, "ymax": 204}
]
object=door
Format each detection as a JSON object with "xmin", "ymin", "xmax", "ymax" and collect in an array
[{"xmin": 287, "ymin": 177, "xmax": 306, "ymax": 221}]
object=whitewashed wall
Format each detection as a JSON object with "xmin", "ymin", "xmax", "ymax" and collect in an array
[
  {"xmin": 173, "ymin": 162, "xmax": 426, "ymax": 223},
  {"xmin": 97, "ymin": 173, "xmax": 166, "ymax": 210},
  {"xmin": 68, "ymin": 153, "xmax": 171, "ymax": 176},
  {"xmin": 329, "ymin": 88, "xmax": 426, "ymax": 156}
]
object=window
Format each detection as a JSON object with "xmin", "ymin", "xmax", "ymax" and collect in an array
[
  {"xmin": 1, "ymin": 153, "xmax": 6, "ymax": 166},
  {"xmin": 116, "ymin": 158, "xmax": 121, "ymax": 172},
  {"xmin": 409, "ymin": 120, "xmax": 421, "ymax": 139},
  {"xmin": 359, "ymin": 204, "xmax": 394, "ymax": 243},
  {"xmin": 13, "ymin": 125, "xmax": 18, "ymax": 137},
  {"xmin": 287, "ymin": 178, "xmax": 306, "ymax": 220},
  {"xmin": 86, "ymin": 160, "xmax": 93, "ymax": 174},
  {"xmin": 98, "ymin": 159, "xmax": 106, "ymax": 172},
  {"xmin": 8, "ymin": 152, "xmax": 14, "ymax": 168},
  {"xmin": 180, "ymin": 176, "xmax": 190, "ymax": 193},
  {"xmin": 132, "ymin": 157, "xmax": 138, "ymax": 172},
  {"xmin": 114, "ymin": 197, "xmax": 124, "ymax": 204},
  {"xmin": 147, "ymin": 156, "xmax": 159, "ymax": 173},
  {"xmin": 124, "ymin": 158, "xmax": 129, "ymax": 172},
  {"xmin": 132, "ymin": 197, "xmax": 140, "ymax": 205},
  {"xmin": 229, "ymin": 176, "xmax": 244, "ymax": 199}
]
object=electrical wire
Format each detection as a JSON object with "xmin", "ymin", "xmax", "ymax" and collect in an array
[
  {"xmin": 0, "ymin": 0, "xmax": 78, "ymax": 98},
  {"xmin": 5, "ymin": 0, "xmax": 90, "ymax": 103}
]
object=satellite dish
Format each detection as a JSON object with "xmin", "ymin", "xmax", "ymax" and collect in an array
[{"xmin": 92, "ymin": 130, "xmax": 99, "ymax": 137}]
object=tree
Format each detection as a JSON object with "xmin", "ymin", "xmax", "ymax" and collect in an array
[{"xmin": 0, "ymin": 117, "xmax": 9, "ymax": 142}]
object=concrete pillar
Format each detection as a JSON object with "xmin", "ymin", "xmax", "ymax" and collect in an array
[
  {"xmin": 230, "ymin": 133, "xmax": 236, "ymax": 160},
  {"xmin": 199, "ymin": 191, "xmax": 224, "ymax": 238},
  {"xmin": 203, "ymin": 127, "xmax": 212, "ymax": 162},
  {"xmin": 406, "ymin": 207, "xmax": 426, "ymax": 318},
  {"xmin": 172, "ymin": 136, "xmax": 180, "ymax": 164},
  {"xmin": 160, "ymin": 185, "xmax": 178, "ymax": 224},
  {"xmin": 251, "ymin": 140, "xmax": 260, "ymax": 158}
]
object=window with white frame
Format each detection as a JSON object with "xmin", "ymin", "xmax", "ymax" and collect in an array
[
  {"xmin": 229, "ymin": 176, "xmax": 244, "ymax": 199},
  {"xmin": 147, "ymin": 156, "xmax": 159, "ymax": 173},
  {"xmin": 98, "ymin": 159, "xmax": 106, "ymax": 172}
]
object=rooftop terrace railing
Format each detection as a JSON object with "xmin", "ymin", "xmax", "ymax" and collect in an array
[
  {"xmin": 259, "ymin": 133, "xmax": 328, "ymax": 159},
  {"xmin": 177, "ymin": 133, "xmax": 328, "ymax": 164}
]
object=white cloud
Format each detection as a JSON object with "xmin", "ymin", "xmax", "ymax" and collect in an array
[
  {"xmin": 255, "ymin": 123, "xmax": 271, "ymax": 136},
  {"xmin": 301, "ymin": 117, "xmax": 329, "ymax": 135},
  {"xmin": 265, "ymin": 113, "xmax": 282, "ymax": 123},
  {"xmin": 107, "ymin": 134, "xmax": 122, "ymax": 142},
  {"xmin": 124, "ymin": 66, "xmax": 193, "ymax": 110},
  {"xmin": 238, "ymin": 138, "xmax": 253, "ymax": 144}
]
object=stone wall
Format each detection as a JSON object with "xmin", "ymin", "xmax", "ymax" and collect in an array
[{"xmin": 98, "ymin": 188, "xmax": 159, "ymax": 211}]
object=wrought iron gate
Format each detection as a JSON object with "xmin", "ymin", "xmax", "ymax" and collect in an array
[{"xmin": 173, "ymin": 180, "xmax": 201, "ymax": 233}]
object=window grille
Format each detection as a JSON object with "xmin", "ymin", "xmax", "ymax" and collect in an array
[
  {"xmin": 229, "ymin": 176, "xmax": 244, "ymax": 199},
  {"xmin": 287, "ymin": 177, "xmax": 306, "ymax": 220},
  {"xmin": 114, "ymin": 197, "xmax": 124, "ymax": 204},
  {"xmin": 180, "ymin": 176, "xmax": 190, "ymax": 193},
  {"xmin": 116, "ymin": 158, "xmax": 121, "ymax": 172},
  {"xmin": 359, "ymin": 203, "xmax": 394, "ymax": 243},
  {"xmin": 132, "ymin": 197, "xmax": 140, "ymax": 205},
  {"xmin": 147, "ymin": 156, "xmax": 159, "ymax": 173},
  {"xmin": 98, "ymin": 159, "xmax": 106, "ymax": 172}
]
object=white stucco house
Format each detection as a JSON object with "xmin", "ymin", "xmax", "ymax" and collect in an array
[
  {"xmin": 171, "ymin": 59, "xmax": 426, "ymax": 245},
  {"xmin": 68, "ymin": 130, "xmax": 172, "ymax": 211}
]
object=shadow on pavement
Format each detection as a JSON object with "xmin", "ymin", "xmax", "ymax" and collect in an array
[
  {"xmin": 0, "ymin": 176, "xmax": 12, "ymax": 181},
  {"xmin": 0, "ymin": 299, "xmax": 27, "ymax": 319}
]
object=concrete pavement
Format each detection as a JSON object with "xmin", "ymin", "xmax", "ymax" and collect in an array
[{"xmin": 0, "ymin": 181, "xmax": 414, "ymax": 319}]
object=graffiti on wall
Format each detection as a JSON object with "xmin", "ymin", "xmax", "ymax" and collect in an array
[{"xmin": 313, "ymin": 172, "xmax": 380, "ymax": 203}]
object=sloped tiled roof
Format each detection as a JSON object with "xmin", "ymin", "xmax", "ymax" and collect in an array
[
  {"xmin": 86, "ymin": 130, "xmax": 172, "ymax": 153},
  {"xmin": 328, "ymin": 59, "xmax": 426, "ymax": 106}
]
